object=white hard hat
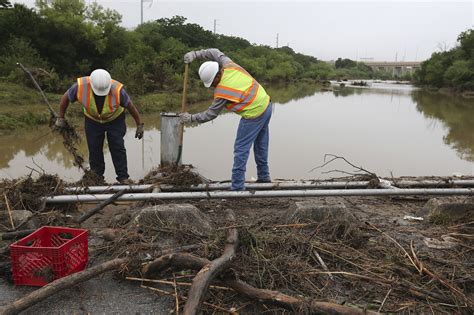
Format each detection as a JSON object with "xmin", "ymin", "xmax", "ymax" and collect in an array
[
  {"xmin": 198, "ymin": 61, "xmax": 219, "ymax": 88},
  {"xmin": 90, "ymin": 69, "xmax": 112, "ymax": 96}
]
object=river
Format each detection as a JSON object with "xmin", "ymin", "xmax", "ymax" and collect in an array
[{"xmin": 1, "ymin": 81, "xmax": 473, "ymax": 182}]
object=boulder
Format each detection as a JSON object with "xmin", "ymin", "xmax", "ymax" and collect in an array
[
  {"xmin": 0, "ymin": 210, "xmax": 36, "ymax": 228},
  {"xmin": 283, "ymin": 200, "xmax": 352, "ymax": 224},
  {"xmin": 133, "ymin": 203, "xmax": 212, "ymax": 235},
  {"xmin": 417, "ymin": 198, "xmax": 474, "ymax": 224}
]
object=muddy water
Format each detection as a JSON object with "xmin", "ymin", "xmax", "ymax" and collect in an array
[{"xmin": 1, "ymin": 82, "xmax": 473, "ymax": 182}]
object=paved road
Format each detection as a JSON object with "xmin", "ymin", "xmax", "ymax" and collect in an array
[{"xmin": 0, "ymin": 273, "xmax": 174, "ymax": 314}]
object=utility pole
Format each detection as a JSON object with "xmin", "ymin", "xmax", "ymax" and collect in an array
[
  {"xmin": 276, "ymin": 33, "xmax": 279, "ymax": 48},
  {"xmin": 141, "ymin": 0, "xmax": 153, "ymax": 25},
  {"xmin": 213, "ymin": 19, "xmax": 217, "ymax": 34}
]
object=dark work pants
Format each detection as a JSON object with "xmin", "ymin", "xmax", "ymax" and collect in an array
[{"xmin": 84, "ymin": 113, "xmax": 129, "ymax": 181}]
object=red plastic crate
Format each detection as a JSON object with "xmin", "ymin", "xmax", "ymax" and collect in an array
[{"xmin": 10, "ymin": 226, "xmax": 88, "ymax": 286}]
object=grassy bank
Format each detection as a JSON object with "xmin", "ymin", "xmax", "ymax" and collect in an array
[
  {"xmin": 0, "ymin": 81, "xmax": 59, "ymax": 132},
  {"xmin": 0, "ymin": 81, "xmax": 211, "ymax": 133},
  {"xmin": 0, "ymin": 79, "xmax": 326, "ymax": 133}
]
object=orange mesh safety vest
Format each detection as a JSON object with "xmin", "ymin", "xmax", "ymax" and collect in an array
[
  {"xmin": 213, "ymin": 63, "xmax": 270, "ymax": 119},
  {"xmin": 77, "ymin": 76, "xmax": 125, "ymax": 123}
]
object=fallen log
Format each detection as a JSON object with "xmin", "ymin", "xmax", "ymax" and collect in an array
[
  {"xmin": 183, "ymin": 209, "xmax": 238, "ymax": 315},
  {"xmin": 0, "ymin": 258, "xmax": 128, "ymax": 315},
  {"xmin": 142, "ymin": 253, "xmax": 375, "ymax": 315},
  {"xmin": 0, "ymin": 229, "xmax": 35, "ymax": 241},
  {"xmin": 75, "ymin": 189, "xmax": 127, "ymax": 224}
]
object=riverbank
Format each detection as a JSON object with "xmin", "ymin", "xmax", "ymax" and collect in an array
[
  {"xmin": 0, "ymin": 170, "xmax": 473, "ymax": 314},
  {"xmin": 0, "ymin": 81, "xmax": 210, "ymax": 133},
  {"xmin": 0, "ymin": 80, "xmax": 325, "ymax": 133}
]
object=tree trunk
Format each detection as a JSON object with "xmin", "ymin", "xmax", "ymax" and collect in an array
[
  {"xmin": 142, "ymin": 253, "xmax": 375, "ymax": 315},
  {"xmin": 183, "ymin": 209, "xmax": 238, "ymax": 315}
]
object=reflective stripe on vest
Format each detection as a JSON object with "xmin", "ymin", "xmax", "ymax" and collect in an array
[
  {"xmin": 76, "ymin": 77, "xmax": 125, "ymax": 123},
  {"xmin": 214, "ymin": 63, "xmax": 270, "ymax": 119}
]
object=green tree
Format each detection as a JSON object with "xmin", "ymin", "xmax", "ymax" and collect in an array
[
  {"xmin": 444, "ymin": 60, "xmax": 474, "ymax": 90},
  {"xmin": 335, "ymin": 58, "xmax": 357, "ymax": 69},
  {"xmin": 0, "ymin": 0, "xmax": 12, "ymax": 9}
]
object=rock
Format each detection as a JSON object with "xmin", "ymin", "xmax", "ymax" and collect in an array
[
  {"xmin": 99, "ymin": 228, "xmax": 122, "ymax": 242},
  {"xmin": 417, "ymin": 198, "xmax": 474, "ymax": 224},
  {"xmin": 283, "ymin": 200, "xmax": 352, "ymax": 224},
  {"xmin": 0, "ymin": 210, "xmax": 32, "ymax": 226},
  {"xmin": 109, "ymin": 213, "xmax": 132, "ymax": 227},
  {"xmin": 133, "ymin": 204, "xmax": 212, "ymax": 235},
  {"xmin": 11, "ymin": 210, "xmax": 35, "ymax": 228}
]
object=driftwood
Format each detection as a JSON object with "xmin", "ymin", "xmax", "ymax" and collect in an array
[
  {"xmin": 0, "ymin": 258, "xmax": 128, "ymax": 315},
  {"xmin": 183, "ymin": 209, "xmax": 238, "ymax": 315},
  {"xmin": 0, "ymin": 229, "xmax": 35, "ymax": 241},
  {"xmin": 75, "ymin": 189, "xmax": 126, "ymax": 224},
  {"xmin": 17, "ymin": 63, "xmax": 57, "ymax": 117},
  {"xmin": 142, "ymin": 253, "xmax": 374, "ymax": 315}
]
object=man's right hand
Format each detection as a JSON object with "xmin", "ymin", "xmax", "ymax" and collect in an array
[
  {"xmin": 184, "ymin": 51, "xmax": 197, "ymax": 64},
  {"xmin": 55, "ymin": 117, "xmax": 66, "ymax": 128}
]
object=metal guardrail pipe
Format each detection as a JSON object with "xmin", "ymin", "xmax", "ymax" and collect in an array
[
  {"xmin": 45, "ymin": 188, "xmax": 474, "ymax": 204},
  {"xmin": 63, "ymin": 181, "xmax": 369, "ymax": 193},
  {"xmin": 393, "ymin": 180, "xmax": 474, "ymax": 187},
  {"xmin": 160, "ymin": 181, "xmax": 372, "ymax": 191},
  {"xmin": 65, "ymin": 185, "xmax": 155, "ymax": 193},
  {"xmin": 64, "ymin": 180, "xmax": 474, "ymax": 193}
]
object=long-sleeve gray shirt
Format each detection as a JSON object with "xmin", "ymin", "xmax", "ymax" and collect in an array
[{"xmin": 191, "ymin": 48, "xmax": 233, "ymax": 123}]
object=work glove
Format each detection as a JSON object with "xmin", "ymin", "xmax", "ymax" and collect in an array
[
  {"xmin": 184, "ymin": 51, "xmax": 197, "ymax": 64},
  {"xmin": 55, "ymin": 117, "xmax": 66, "ymax": 129},
  {"xmin": 135, "ymin": 123, "xmax": 144, "ymax": 139},
  {"xmin": 179, "ymin": 112, "xmax": 193, "ymax": 123}
]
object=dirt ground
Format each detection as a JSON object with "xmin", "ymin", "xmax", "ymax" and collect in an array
[{"xmin": 0, "ymin": 171, "xmax": 473, "ymax": 314}]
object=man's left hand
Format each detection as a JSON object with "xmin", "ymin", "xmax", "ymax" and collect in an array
[
  {"xmin": 179, "ymin": 112, "xmax": 193, "ymax": 123},
  {"xmin": 135, "ymin": 123, "xmax": 144, "ymax": 139}
]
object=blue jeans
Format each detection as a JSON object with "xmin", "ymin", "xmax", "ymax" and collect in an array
[{"xmin": 231, "ymin": 102, "xmax": 272, "ymax": 190}]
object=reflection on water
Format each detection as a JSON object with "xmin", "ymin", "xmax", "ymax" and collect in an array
[
  {"xmin": 412, "ymin": 91, "xmax": 474, "ymax": 162},
  {"xmin": 1, "ymin": 82, "xmax": 473, "ymax": 181}
]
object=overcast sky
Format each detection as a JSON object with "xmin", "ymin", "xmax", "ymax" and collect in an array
[{"xmin": 13, "ymin": 0, "xmax": 474, "ymax": 61}]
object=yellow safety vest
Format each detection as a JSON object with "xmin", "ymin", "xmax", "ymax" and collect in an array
[
  {"xmin": 76, "ymin": 76, "xmax": 125, "ymax": 123},
  {"xmin": 214, "ymin": 62, "xmax": 270, "ymax": 119}
]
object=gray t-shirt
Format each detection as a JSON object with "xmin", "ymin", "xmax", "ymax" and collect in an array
[
  {"xmin": 191, "ymin": 48, "xmax": 234, "ymax": 123},
  {"xmin": 67, "ymin": 83, "xmax": 130, "ymax": 113}
]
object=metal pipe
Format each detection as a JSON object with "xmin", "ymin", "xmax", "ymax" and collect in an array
[
  {"xmin": 161, "ymin": 112, "xmax": 182, "ymax": 166},
  {"xmin": 160, "ymin": 181, "xmax": 371, "ymax": 191},
  {"xmin": 64, "ymin": 179, "xmax": 474, "ymax": 193},
  {"xmin": 393, "ymin": 179, "xmax": 474, "ymax": 187},
  {"xmin": 65, "ymin": 185, "xmax": 155, "ymax": 193},
  {"xmin": 45, "ymin": 188, "xmax": 474, "ymax": 203}
]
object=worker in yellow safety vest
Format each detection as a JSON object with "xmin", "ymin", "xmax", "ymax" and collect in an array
[
  {"xmin": 180, "ymin": 48, "xmax": 273, "ymax": 190},
  {"xmin": 56, "ymin": 69, "xmax": 144, "ymax": 184}
]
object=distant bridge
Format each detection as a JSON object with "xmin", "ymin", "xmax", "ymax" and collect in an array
[{"xmin": 362, "ymin": 61, "xmax": 423, "ymax": 77}]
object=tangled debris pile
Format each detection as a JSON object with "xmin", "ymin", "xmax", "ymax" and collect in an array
[
  {"xmin": 0, "ymin": 170, "xmax": 473, "ymax": 314},
  {"xmin": 143, "ymin": 164, "xmax": 205, "ymax": 188},
  {"xmin": 49, "ymin": 116, "xmax": 86, "ymax": 171},
  {"xmin": 0, "ymin": 174, "xmax": 64, "ymax": 213}
]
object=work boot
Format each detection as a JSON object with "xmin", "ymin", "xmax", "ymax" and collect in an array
[
  {"xmin": 256, "ymin": 178, "xmax": 271, "ymax": 183},
  {"xmin": 118, "ymin": 178, "xmax": 134, "ymax": 185}
]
